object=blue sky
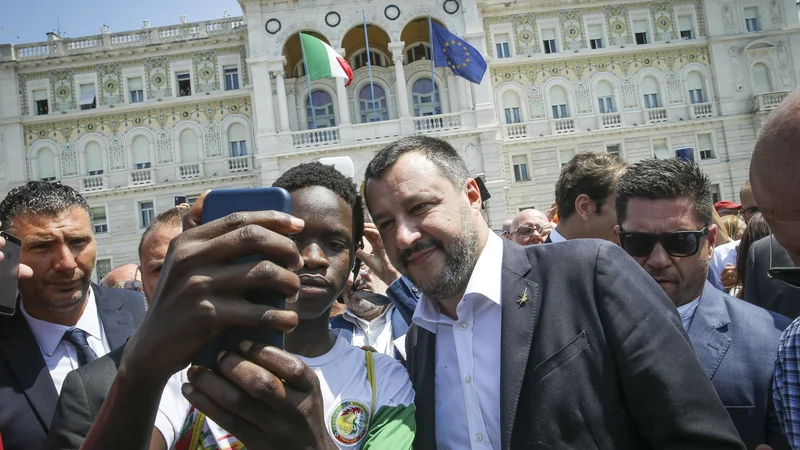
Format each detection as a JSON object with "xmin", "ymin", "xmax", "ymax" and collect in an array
[{"xmin": 1, "ymin": 0, "xmax": 243, "ymax": 44}]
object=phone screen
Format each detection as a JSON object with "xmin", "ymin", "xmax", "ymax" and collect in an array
[{"xmin": 0, "ymin": 231, "xmax": 21, "ymax": 316}]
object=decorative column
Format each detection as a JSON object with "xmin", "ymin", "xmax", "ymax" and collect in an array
[
  {"xmin": 446, "ymin": 73, "xmax": 459, "ymax": 114},
  {"xmin": 389, "ymin": 42, "xmax": 411, "ymax": 118},
  {"xmin": 335, "ymin": 48, "xmax": 351, "ymax": 126},
  {"xmin": 286, "ymin": 83, "xmax": 298, "ymax": 131},
  {"xmin": 463, "ymin": 32, "xmax": 497, "ymax": 125},
  {"xmin": 268, "ymin": 58, "xmax": 291, "ymax": 133},
  {"xmin": 248, "ymin": 59, "xmax": 276, "ymax": 134}
]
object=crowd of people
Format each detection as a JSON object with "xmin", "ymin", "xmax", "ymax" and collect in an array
[{"xmin": 0, "ymin": 91, "xmax": 799, "ymax": 450}]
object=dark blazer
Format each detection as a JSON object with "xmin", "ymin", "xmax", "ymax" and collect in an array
[
  {"xmin": 407, "ymin": 238, "xmax": 745, "ymax": 450},
  {"xmin": 688, "ymin": 281, "xmax": 790, "ymax": 449},
  {"xmin": 744, "ymin": 236, "xmax": 800, "ymax": 319},
  {"xmin": 0, "ymin": 284, "xmax": 145, "ymax": 450}
]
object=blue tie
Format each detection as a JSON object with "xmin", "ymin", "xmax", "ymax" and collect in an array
[{"xmin": 62, "ymin": 328, "xmax": 99, "ymax": 367}]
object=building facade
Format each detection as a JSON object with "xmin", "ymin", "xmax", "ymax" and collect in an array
[{"xmin": 0, "ymin": 0, "xmax": 797, "ymax": 278}]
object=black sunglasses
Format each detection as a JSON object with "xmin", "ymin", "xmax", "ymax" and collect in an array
[
  {"xmin": 618, "ymin": 226, "xmax": 709, "ymax": 258},
  {"xmin": 768, "ymin": 235, "xmax": 800, "ymax": 288}
]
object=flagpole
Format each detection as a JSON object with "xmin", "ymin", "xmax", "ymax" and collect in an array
[
  {"xmin": 298, "ymin": 30, "xmax": 317, "ymax": 129},
  {"xmin": 363, "ymin": 10, "xmax": 378, "ymax": 122},
  {"xmin": 427, "ymin": 14, "xmax": 437, "ymax": 116}
]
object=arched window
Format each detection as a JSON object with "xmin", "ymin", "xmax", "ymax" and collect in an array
[
  {"xmin": 360, "ymin": 85, "xmax": 389, "ymax": 123},
  {"xmin": 550, "ymin": 85, "xmax": 569, "ymax": 118},
  {"xmin": 753, "ymin": 63, "xmax": 772, "ymax": 94},
  {"xmin": 37, "ymin": 147, "xmax": 57, "ymax": 181},
  {"xmin": 596, "ymin": 80, "xmax": 615, "ymax": 114},
  {"xmin": 229, "ymin": 123, "xmax": 249, "ymax": 157},
  {"xmin": 641, "ymin": 76, "xmax": 661, "ymax": 108},
  {"xmin": 307, "ymin": 90, "xmax": 336, "ymax": 129},
  {"xmin": 352, "ymin": 50, "xmax": 386, "ymax": 70},
  {"xmin": 132, "ymin": 135, "xmax": 151, "ymax": 169},
  {"xmin": 412, "ymin": 78, "xmax": 441, "ymax": 116},
  {"xmin": 179, "ymin": 128, "xmax": 199, "ymax": 163},
  {"xmin": 687, "ymin": 72, "xmax": 706, "ymax": 104},
  {"xmin": 502, "ymin": 90, "xmax": 521, "ymax": 124},
  {"xmin": 406, "ymin": 43, "xmax": 431, "ymax": 64},
  {"xmin": 85, "ymin": 141, "xmax": 104, "ymax": 175}
]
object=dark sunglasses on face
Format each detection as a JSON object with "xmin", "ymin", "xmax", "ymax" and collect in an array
[
  {"xmin": 768, "ymin": 235, "xmax": 800, "ymax": 288},
  {"xmin": 510, "ymin": 225, "xmax": 542, "ymax": 239},
  {"xmin": 618, "ymin": 226, "xmax": 709, "ymax": 258}
]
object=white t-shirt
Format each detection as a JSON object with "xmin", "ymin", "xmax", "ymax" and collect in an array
[{"xmin": 156, "ymin": 331, "xmax": 415, "ymax": 450}]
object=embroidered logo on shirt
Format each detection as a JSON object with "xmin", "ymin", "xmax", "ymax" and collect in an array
[{"xmin": 330, "ymin": 398, "xmax": 370, "ymax": 445}]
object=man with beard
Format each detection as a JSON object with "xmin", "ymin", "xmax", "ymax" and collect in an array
[
  {"xmin": 363, "ymin": 135, "xmax": 745, "ymax": 449},
  {"xmin": 615, "ymin": 158, "xmax": 790, "ymax": 449},
  {"xmin": 331, "ymin": 223, "xmax": 418, "ymax": 362},
  {"xmin": 0, "ymin": 182, "xmax": 146, "ymax": 450}
]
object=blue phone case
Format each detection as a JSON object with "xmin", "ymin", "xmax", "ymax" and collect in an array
[{"xmin": 192, "ymin": 187, "xmax": 292, "ymax": 371}]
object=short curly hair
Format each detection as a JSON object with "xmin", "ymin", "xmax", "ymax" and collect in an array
[
  {"xmin": 0, "ymin": 181, "xmax": 91, "ymax": 232},
  {"xmin": 273, "ymin": 162, "xmax": 364, "ymax": 276}
]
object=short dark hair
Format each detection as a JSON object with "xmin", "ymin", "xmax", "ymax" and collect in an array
[
  {"xmin": 735, "ymin": 213, "xmax": 770, "ymax": 298},
  {"xmin": 273, "ymin": 162, "xmax": 364, "ymax": 262},
  {"xmin": 555, "ymin": 152, "xmax": 627, "ymax": 220},
  {"xmin": 138, "ymin": 206, "xmax": 188, "ymax": 259},
  {"xmin": 364, "ymin": 136, "xmax": 469, "ymax": 190},
  {"xmin": 615, "ymin": 158, "xmax": 714, "ymax": 226},
  {"xmin": 0, "ymin": 181, "xmax": 91, "ymax": 232}
]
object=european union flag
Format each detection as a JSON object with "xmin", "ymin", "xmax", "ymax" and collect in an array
[{"xmin": 430, "ymin": 21, "xmax": 487, "ymax": 84}]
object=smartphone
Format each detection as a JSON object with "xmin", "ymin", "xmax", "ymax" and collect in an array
[
  {"xmin": 174, "ymin": 195, "xmax": 187, "ymax": 206},
  {"xmin": 192, "ymin": 188, "xmax": 292, "ymax": 372},
  {"xmin": 0, "ymin": 231, "xmax": 21, "ymax": 316}
]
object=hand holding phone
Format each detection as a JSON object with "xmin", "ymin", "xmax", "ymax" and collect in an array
[{"xmin": 0, "ymin": 231, "xmax": 24, "ymax": 316}]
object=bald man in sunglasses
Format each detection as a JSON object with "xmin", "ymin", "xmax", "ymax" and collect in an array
[{"xmin": 615, "ymin": 158, "xmax": 791, "ymax": 450}]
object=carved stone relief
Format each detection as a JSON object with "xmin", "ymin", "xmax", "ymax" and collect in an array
[
  {"xmin": 108, "ymin": 133, "xmax": 126, "ymax": 170},
  {"xmin": 61, "ymin": 140, "xmax": 78, "ymax": 177},
  {"xmin": 728, "ymin": 47, "xmax": 744, "ymax": 92},
  {"xmin": 156, "ymin": 127, "xmax": 173, "ymax": 164},
  {"xmin": 205, "ymin": 121, "xmax": 222, "ymax": 158}
]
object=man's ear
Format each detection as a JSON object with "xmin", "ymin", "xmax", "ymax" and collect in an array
[
  {"xmin": 574, "ymin": 194, "xmax": 595, "ymax": 222},
  {"xmin": 465, "ymin": 178, "xmax": 482, "ymax": 210},
  {"xmin": 706, "ymin": 224, "xmax": 717, "ymax": 259}
]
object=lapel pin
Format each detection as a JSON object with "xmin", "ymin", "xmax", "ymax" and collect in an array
[{"xmin": 517, "ymin": 287, "xmax": 528, "ymax": 306}]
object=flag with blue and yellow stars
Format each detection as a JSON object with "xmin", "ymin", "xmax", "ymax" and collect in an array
[{"xmin": 430, "ymin": 21, "xmax": 487, "ymax": 84}]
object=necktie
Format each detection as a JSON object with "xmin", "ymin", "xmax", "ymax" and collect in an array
[{"xmin": 62, "ymin": 328, "xmax": 99, "ymax": 367}]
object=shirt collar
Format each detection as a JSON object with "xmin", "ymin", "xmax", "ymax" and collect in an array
[
  {"xmin": 549, "ymin": 227, "xmax": 567, "ymax": 243},
  {"xmin": 412, "ymin": 231, "xmax": 505, "ymax": 333},
  {"xmin": 21, "ymin": 286, "xmax": 101, "ymax": 357},
  {"xmin": 677, "ymin": 296, "xmax": 701, "ymax": 327},
  {"xmin": 342, "ymin": 304, "xmax": 393, "ymax": 329}
]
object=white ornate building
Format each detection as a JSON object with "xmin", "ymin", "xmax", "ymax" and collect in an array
[{"xmin": 0, "ymin": 0, "xmax": 798, "ymax": 278}]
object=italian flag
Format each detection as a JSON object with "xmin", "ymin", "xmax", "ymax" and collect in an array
[{"xmin": 301, "ymin": 33, "xmax": 354, "ymax": 86}]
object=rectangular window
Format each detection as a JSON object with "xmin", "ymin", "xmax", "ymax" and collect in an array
[
  {"xmin": 598, "ymin": 97, "xmax": 614, "ymax": 114},
  {"xmin": 744, "ymin": 7, "xmax": 760, "ymax": 32},
  {"xmin": 552, "ymin": 104, "xmax": 568, "ymax": 119},
  {"xmin": 139, "ymin": 201, "xmax": 155, "ymax": 228},
  {"xmin": 652, "ymin": 138, "xmax": 670, "ymax": 159},
  {"xmin": 33, "ymin": 89, "xmax": 49, "ymax": 115},
  {"xmin": 128, "ymin": 77, "xmax": 144, "ymax": 103},
  {"xmin": 90, "ymin": 206, "xmax": 108, "ymax": 234},
  {"xmin": 186, "ymin": 195, "xmax": 200, "ymax": 206},
  {"xmin": 588, "ymin": 24, "xmax": 604, "ymax": 49},
  {"xmin": 689, "ymin": 89, "xmax": 705, "ymax": 104},
  {"xmin": 542, "ymin": 29, "xmax": 557, "ymax": 54},
  {"xmin": 679, "ymin": 15, "xmax": 694, "ymax": 40},
  {"xmin": 512, "ymin": 155, "xmax": 530, "ymax": 182},
  {"xmin": 495, "ymin": 34, "xmax": 511, "ymax": 58},
  {"xmin": 79, "ymin": 84, "xmax": 96, "ymax": 110},
  {"xmin": 224, "ymin": 66, "xmax": 240, "ymax": 91},
  {"xmin": 710, "ymin": 184, "xmax": 722, "ymax": 204},
  {"xmin": 230, "ymin": 141, "xmax": 248, "ymax": 157},
  {"xmin": 698, "ymin": 133, "xmax": 715, "ymax": 160},
  {"xmin": 606, "ymin": 144, "xmax": 621, "ymax": 155},
  {"xmin": 559, "ymin": 149, "xmax": 575, "ymax": 168},
  {"xmin": 634, "ymin": 20, "xmax": 649, "ymax": 45},
  {"xmin": 176, "ymin": 72, "xmax": 191, "ymax": 97},
  {"xmin": 643, "ymin": 93, "xmax": 660, "ymax": 109},
  {"xmin": 504, "ymin": 107, "xmax": 521, "ymax": 124},
  {"xmin": 134, "ymin": 162, "xmax": 152, "ymax": 169}
]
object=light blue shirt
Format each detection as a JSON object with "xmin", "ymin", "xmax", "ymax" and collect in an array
[{"xmin": 677, "ymin": 296, "xmax": 701, "ymax": 331}]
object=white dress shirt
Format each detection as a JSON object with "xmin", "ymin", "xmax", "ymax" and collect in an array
[
  {"xmin": 21, "ymin": 287, "xmax": 110, "ymax": 393},
  {"xmin": 413, "ymin": 232, "xmax": 503, "ymax": 450},
  {"xmin": 548, "ymin": 227, "xmax": 567, "ymax": 243},
  {"xmin": 341, "ymin": 305, "xmax": 396, "ymax": 357},
  {"xmin": 677, "ymin": 296, "xmax": 701, "ymax": 331}
]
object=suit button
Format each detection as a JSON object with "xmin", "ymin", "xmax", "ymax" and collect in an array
[
  {"xmin": 459, "ymin": 323, "xmax": 467, "ymax": 331},
  {"xmin": 476, "ymin": 433, "xmax": 483, "ymax": 442}
]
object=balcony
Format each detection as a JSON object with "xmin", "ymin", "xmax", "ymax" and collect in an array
[
  {"xmin": 177, "ymin": 163, "xmax": 203, "ymax": 180},
  {"xmin": 690, "ymin": 102, "xmax": 715, "ymax": 119},
  {"xmin": 227, "ymin": 155, "xmax": 252, "ymax": 173},
  {"xmin": 81, "ymin": 175, "xmax": 106, "ymax": 192},
  {"xmin": 129, "ymin": 168, "xmax": 154, "ymax": 186},
  {"xmin": 503, "ymin": 123, "xmax": 529, "ymax": 140},
  {"xmin": 552, "ymin": 118, "xmax": 576, "ymax": 134},
  {"xmin": 598, "ymin": 113, "xmax": 623, "ymax": 129},
  {"xmin": 413, "ymin": 113, "xmax": 462, "ymax": 133},
  {"xmin": 646, "ymin": 108, "xmax": 668, "ymax": 124},
  {"xmin": 292, "ymin": 128, "xmax": 340, "ymax": 148},
  {"xmin": 753, "ymin": 91, "xmax": 791, "ymax": 112}
]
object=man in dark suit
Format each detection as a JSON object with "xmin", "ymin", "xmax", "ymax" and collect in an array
[
  {"xmin": 745, "ymin": 236, "xmax": 800, "ymax": 319},
  {"xmin": 363, "ymin": 136, "xmax": 745, "ymax": 449},
  {"xmin": 615, "ymin": 158, "xmax": 790, "ymax": 449},
  {"xmin": 544, "ymin": 151, "xmax": 627, "ymax": 244},
  {"xmin": 46, "ymin": 207, "xmax": 186, "ymax": 450},
  {"xmin": 0, "ymin": 182, "xmax": 146, "ymax": 450}
]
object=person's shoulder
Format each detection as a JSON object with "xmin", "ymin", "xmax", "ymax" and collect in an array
[
  {"xmin": 718, "ymin": 289, "xmax": 792, "ymax": 332},
  {"xmin": 522, "ymin": 238, "xmax": 615, "ymax": 261},
  {"xmin": 371, "ymin": 351, "xmax": 414, "ymax": 407},
  {"xmin": 72, "ymin": 345, "xmax": 125, "ymax": 379}
]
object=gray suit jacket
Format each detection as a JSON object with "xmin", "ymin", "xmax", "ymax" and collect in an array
[
  {"xmin": 407, "ymin": 238, "xmax": 745, "ymax": 450},
  {"xmin": 688, "ymin": 282, "xmax": 791, "ymax": 449},
  {"xmin": 744, "ymin": 236, "xmax": 800, "ymax": 319},
  {"xmin": 0, "ymin": 284, "xmax": 145, "ymax": 450}
]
